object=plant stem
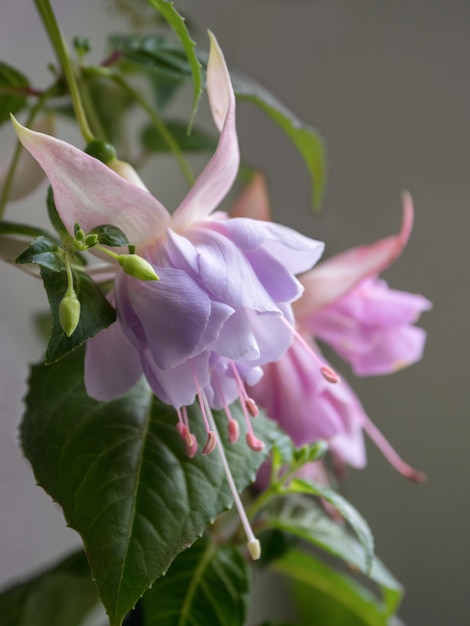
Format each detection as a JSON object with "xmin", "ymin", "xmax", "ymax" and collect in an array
[
  {"xmin": 0, "ymin": 85, "xmax": 56, "ymax": 219},
  {"xmin": 87, "ymin": 66, "xmax": 195, "ymax": 187},
  {"xmin": 33, "ymin": 0, "xmax": 94, "ymax": 143}
]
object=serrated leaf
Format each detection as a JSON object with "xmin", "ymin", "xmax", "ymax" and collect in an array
[
  {"xmin": 16, "ymin": 235, "xmax": 64, "ymax": 271},
  {"xmin": 287, "ymin": 479, "xmax": 374, "ymax": 573},
  {"xmin": 147, "ymin": 1, "xmax": 202, "ymax": 128},
  {"xmin": 141, "ymin": 538, "xmax": 249, "ymax": 626},
  {"xmin": 141, "ymin": 120, "xmax": 216, "ymax": 153},
  {"xmin": 0, "ymin": 62, "xmax": 29, "ymax": 124},
  {"xmin": 231, "ymin": 72, "xmax": 326, "ymax": 211},
  {"xmin": 274, "ymin": 549, "xmax": 391, "ymax": 626},
  {"xmin": 89, "ymin": 224, "xmax": 130, "ymax": 247},
  {"xmin": 0, "ymin": 550, "xmax": 99, "ymax": 626},
  {"xmin": 21, "ymin": 348, "xmax": 279, "ymax": 626},
  {"xmin": 263, "ymin": 495, "xmax": 402, "ymax": 616},
  {"xmin": 41, "ymin": 267, "xmax": 116, "ymax": 363}
]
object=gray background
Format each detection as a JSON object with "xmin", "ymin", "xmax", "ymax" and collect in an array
[{"xmin": 0, "ymin": 2, "xmax": 468, "ymax": 625}]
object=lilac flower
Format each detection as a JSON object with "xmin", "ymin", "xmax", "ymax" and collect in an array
[
  {"xmin": 237, "ymin": 174, "xmax": 429, "ymax": 480},
  {"xmin": 13, "ymin": 35, "xmax": 325, "ymax": 556}
]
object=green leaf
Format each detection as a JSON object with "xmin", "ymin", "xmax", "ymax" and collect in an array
[
  {"xmin": 263, "ymin": 495, "xmax": 402, "ymax": 616},
  {"xmin": 41, "ymin": 267, "xmax": 116, "ymax": 363},
  {"xmin": 46, "ymin": 186, "xmax": 72, "ymax": 243},
  {"xmin": 231, "ymin": 72, "xmax": 326, "ymax": 210},
  {"xmin": 0, "ymin": 62, "xmax": 29, "ymax": 124},
  {"xmin": 141, "ymin": 538, "xmax": 250, "ymax": 626},
  {"xmin": 273, "ymin": 550, "xmax": 391, "ymax": 626},
  {"xmin": 147, "ymin": 1, "xmax": 202, "ymax": 128},
  {"xmin": 0, "ymin": 550, "xmax": 100, "ymax": 626},
  {"xmin": 287, "ymin": 479, "xmax": 374, "ymax": 573},
  {"xmin": 16, "ymin": 235, "xmax": 64, "ymax": 272},
  {"xmin": 141, "ymin": 120, "xmax": 216, "ymax": 153},
  {"xmin": 89, "ymin": 224, "xmax": 130, "ymax": 247},
  {"xmin": 21, "ymin": 348, "xmax": 279, "ymax": 626}
]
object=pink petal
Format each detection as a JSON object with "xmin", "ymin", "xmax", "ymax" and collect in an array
[
  {"xmin": 295, "ymin": 192, "xmax": 415, "ymax": 317},
  {"xmin": 172, "ymin": 33, "xmax": 239, "ymax": 226},
  {"xmin": 12, "ymin": 117, "xmax": 170, "ymax": 250},
  {"xmin": 230, "ymin": 172, "xmax": 272, "ymax": 221}
]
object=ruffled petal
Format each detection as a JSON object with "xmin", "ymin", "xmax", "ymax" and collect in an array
[
  {"xmin": 295, "ymin": 192, "xmax": 415, "ymax": 317},
  {"xmin": 12, "ymin": 117, "xmax": 170, "ymax": 249},
  {"xmin": 84, "ymin": 320, "xmax": 143, "ymax": 401},
  {"xmin": 117, "ymin": 265, "xmax": 217, "ymax": 370},
  {"xmin": 142, "ymin": 350, "xmax": 210, "ymax": 409},
  {"xmin": 172, "ymin": 33, "xmax": 239, "ymax": 226}
]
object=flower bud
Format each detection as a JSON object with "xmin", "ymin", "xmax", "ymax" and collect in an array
[
  {"xmin": 84, "ymin": 139, "xmax": 116, "ymax": 165},
  {"xmin": 84, "ymin": 233, "xmax": 99, "ymax": 247},
  {"xmin": 118, "ymin": 254, "xmax": 159, "ymax": 281},
  {"xmin": 59, "ymin": 289, "xmax": 81, "ymax": 337}
]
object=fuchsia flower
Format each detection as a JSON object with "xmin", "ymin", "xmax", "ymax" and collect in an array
[
  {"xmin": 13, "ymin": 35, "xmax": 325, "ymax": 556},
  {"xmin": 236, "ymin": 174, "xmax": 431, "ymax": 480}
]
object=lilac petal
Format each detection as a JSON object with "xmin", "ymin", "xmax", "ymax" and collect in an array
[
  {"xmin": 12, "ymin": 118, "xmax": 170, "ymax": 249},
  {"xmin": 208, "ymin": 309, "xmax": 260, "ymax": 360},
  {"xmin": 240, "ymin": 310, "xmax": 293, "ymax": 366},
  {"xmin": 84, "ymin": 320, "xmax": 143, "ymax": 401},
  {"xmin": 295, "ymin": 192, "xmax": 415, "ymax": 317},
  {"xmin": 190, "ymin": 227, "xmax": 281, "ymax": 312},
  {"xmin": 172, "ymin": 34, "xmax": 239, "ymax": 226},
  {"xmin": 215, "ymin": 218, "xmax": 324, "ymax": 275},
  {"xmin": 118, "ymin": 265, "xmax": 219, "ymax": 370},
  {"xmin": 142, "ymin": 350, "xmax": 210, "ymax": 409}
]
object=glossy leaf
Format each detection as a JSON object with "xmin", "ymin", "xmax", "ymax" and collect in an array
[
  {"xmin": 273, "ymin": 550, "xmax": 391, "ymax": 626},
  {"xmin": 21, "ymin": 348, "xmax": 279, "ymax": 626},
  {"xmin": 141, "ymin": 120, "xmax": 216, "ymax": 153},
  {"xmin": 231, "ymin": 72, "xmax": 326, "ymax": 210},
  {"xmin": 287, "ymin": 479, "xmax": 374, "ymax": 573},
  {"xmin": 0, "ymin": 550, "xmax": 99, "ymax": 626},
  {"xmin": 0, "ymin": 62, "xmax": 29, "ymax": 124},
  {"xmin": 89, "ymin": 224, "xmax": 130, "ymax": 247},
  {"xmin": 263, "ymin": 495, "xmax": 402, "ymax": 616},
  {"xmin": 41, "ymin": 268, "xmax": 116, "ymax": 363},
  {"xmin": 16, "ymin": 235, "xmax": 64, "ymax": 272},
  {"xmin": 141, "ymin": 538, "xmax": 250, "ymax": 626}
]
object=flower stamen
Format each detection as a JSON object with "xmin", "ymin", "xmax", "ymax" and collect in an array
[
  {"xmin": 203, "ymin": 394, "xmax": 261, "ymax": 560},
  {"xmin": 281, "ymin": 317, "xmax": 341, "ymax": 383}
]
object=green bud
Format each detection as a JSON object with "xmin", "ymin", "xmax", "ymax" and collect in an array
[
  {"xmin": 84, "ymin": 139, "xmax": 116, "ymax": 165},
  {"xmin": 59, "ymin": 289, "xmax": 81, "ymax": 337},
  {"xmin": 118, "ymin": 254, "xmax": 159, "ymax": 281},
  {"xmin": 74, "ymin": 223, "xmax": 85, "ymax": 241},
  {"xmin": 84, "ymin": 233, "xmax": 99, "ymax": 247}
]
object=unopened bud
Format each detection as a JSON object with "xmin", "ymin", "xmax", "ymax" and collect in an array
[
  {"xmin": 59, "ymin": 289, "xmax": 80, "ymax": 337},
  {"xmin": 84, "ymin": 139, "xmax": 116, "ymax": 165},
  {"xmin": 84, "ymin": 233, "xmax": 99, "ymax": 247},
  {"xmin": 247, "ymin": 539, "xmax": 261, "ymax": 560},
  {"xmin": 118, "ymin": 254, "xmax": 159, "ymax": 281}
]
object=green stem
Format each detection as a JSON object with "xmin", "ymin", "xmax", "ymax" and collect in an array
[
  {"xmin": 0, "ymin": 86, "xmax": 55, "ymax": 219},
  {"xmin": 87, "ymin": 66, "xmax": 195, "ymax": 187},
  {"xmin": 64, "ymin": 250, "xmax": 75, "ymax": 294},
  {"xmin": 33, "ymin": 0, "xmax": 94, "ymax": 143}
]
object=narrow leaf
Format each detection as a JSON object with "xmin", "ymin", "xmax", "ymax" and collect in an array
[
  {"xmin": 288, "ymin": 479, "xmax": 374, "ymax": 573},
  {"xmin": 232, "ymin": 72, "xmax": 326, "ymax": 210},
  {"xmin": 21, "ymin": 348, "xmax": 278, "ymax": 626},
  {"xmin": 141, "ymin": 121, "xmax": 216, "ymax": 153},
  {"xmin": 41, "ymin": 268, "xmax": 116, "ymax": 363},
  {"xmin": 263, "ymin": 495, "xmax": 402, "ymax": 616},
  {"xmin": 147, "ymin": 0, "xmax": 202, "ymax": 128},
  {"xmin": 273, "ymin": 549, "xmax": 390, "ymax": 626},
  {"xmin": 141, "ymin": 538, "xmax": 250, "ymax": 626},
  {"xmin": 0, "ymin": 62, "xmax": 29, "ymax": 124},
  {"xmin": 0, "ymin": 551, "xmax": 99, "ymax": 626}
]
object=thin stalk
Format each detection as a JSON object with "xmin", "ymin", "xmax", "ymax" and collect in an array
[
  {"xmin": 0, "ymin": 86, "xmax": 55, "ymax": 218},
  {"xmin": 88, "ymin": 66, "xmax": 195, "ymax": 186},
  {"xmin": 33, "ymin": 0, "xmax": 94, "ymax": 143}
]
